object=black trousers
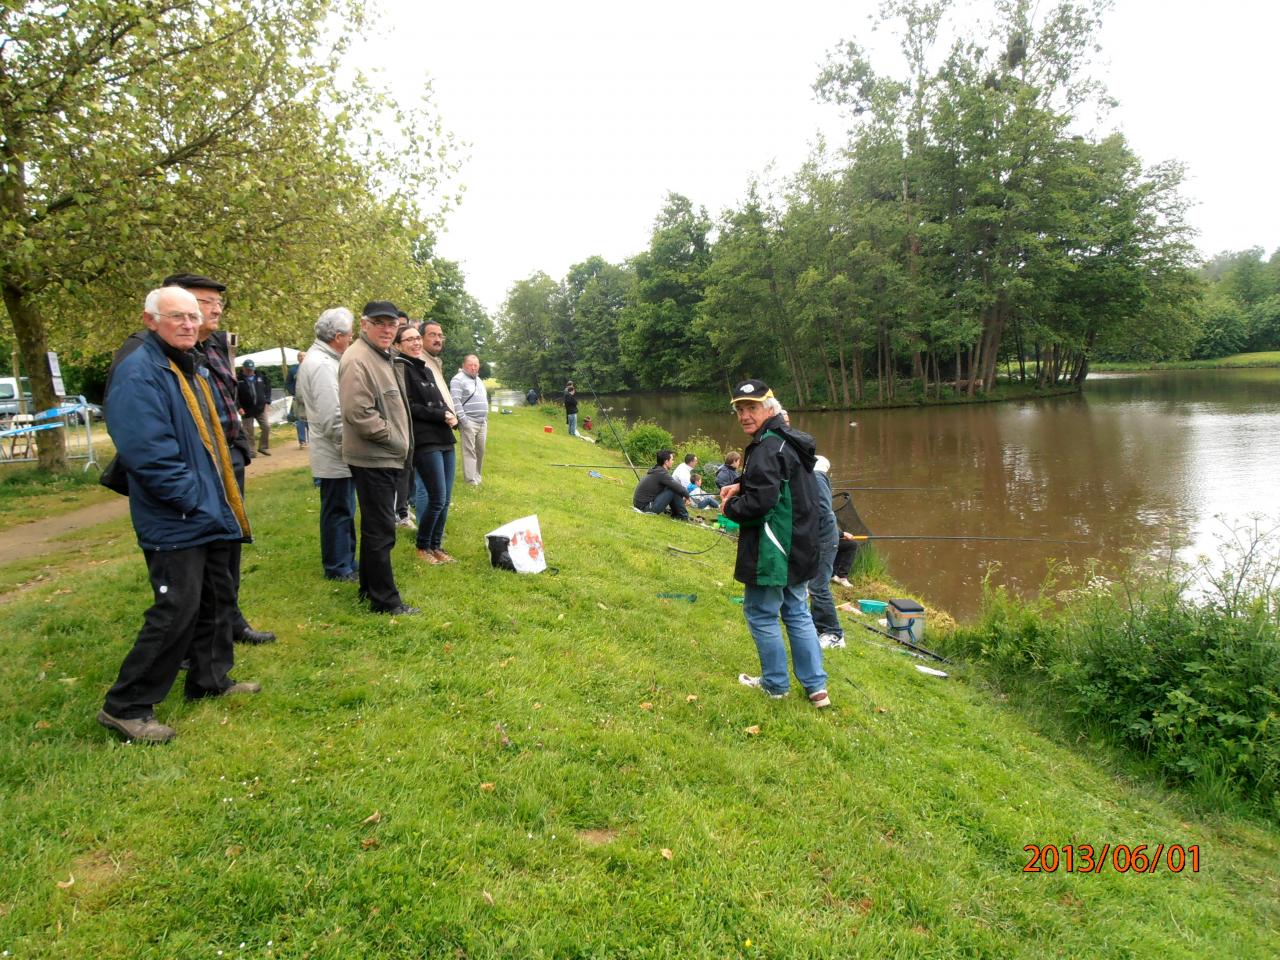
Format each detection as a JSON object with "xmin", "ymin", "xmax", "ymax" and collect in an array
[
  {"xmin": 833, "ymin": 538, "xmax": 858, "ymax": 578},
  {"xmin": 395, "ymin": 461, "xmax": 413, "ymax": 520},
  {"xmin": 350, "ymin": 465, "xmax": 404, "ymax": 612},
  {"xmin": 103, "ymin": 540, "xmax": 237, "ymax": 719},
  {"xmin": 229, "ymin": 450, "xmax": 251, "ymax": 637}
]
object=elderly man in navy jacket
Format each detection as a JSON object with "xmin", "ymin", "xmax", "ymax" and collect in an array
[{"xmin": 97, "ymin": 286, "xmax": 261, "ymax": 743}]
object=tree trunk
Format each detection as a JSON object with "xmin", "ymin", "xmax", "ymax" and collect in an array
[
  {"xmin": 2, "ymin": 283, "xmax": 66, "ymax": 471},
  {"xmin": 837, "ymin": 342, "xmax": 850, "ymax": 407}
]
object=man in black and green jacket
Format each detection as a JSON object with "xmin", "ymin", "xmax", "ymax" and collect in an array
[{"xmin": 720, "ymin": 379, "xmax": 830, "ymax": 708}]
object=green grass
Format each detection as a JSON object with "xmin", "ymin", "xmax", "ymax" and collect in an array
[
  {"xmin": 1091, "ymin": 351, "xmax": 1280, "ymax": 371},
  {"xmin": 0, "ymin": 463, "xmax": 117, "ymax": 532},
  {"xmin": 1, "ymin": 409, "xmax": 1278, "ymax": 958}
]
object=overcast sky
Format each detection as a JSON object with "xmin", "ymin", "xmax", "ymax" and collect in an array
[{"xmin": 365, "ymin": 0, "xmax": 1280, "ymax": 315}]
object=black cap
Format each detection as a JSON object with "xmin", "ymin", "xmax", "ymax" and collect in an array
[
  {"xmin": 163, "ymin": 272, "xmax": 226, "ymax": 292},
  {"xmin": 361, "ymin": 300, "xmax": 400, "ymax": 319},
  {"xmin": 730, "ymin": 379, "xmax": 774, "ymax": 405}
]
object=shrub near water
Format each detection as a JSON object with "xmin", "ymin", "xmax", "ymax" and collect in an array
[{"xmin": 952, "ymin": 534, "xmax": 1280, "ymax": 817}]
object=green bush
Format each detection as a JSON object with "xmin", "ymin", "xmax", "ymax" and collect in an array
[
  {"xmin": 951, "ymin": 543, "xmax": 1280, "ymax": 816},
  {"xmin": 593, "ymin": 418, "xmax": 674, "ymax": 469}
]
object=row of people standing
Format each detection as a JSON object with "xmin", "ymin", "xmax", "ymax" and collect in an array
[{"xmin": 294, "ymin": 301, "xmax": 488, "ymax": 616}]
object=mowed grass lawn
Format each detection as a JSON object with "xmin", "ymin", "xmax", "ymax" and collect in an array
[{"xmin": 1, "ymin": 408, "xmax": 1277, "ymax": 958}]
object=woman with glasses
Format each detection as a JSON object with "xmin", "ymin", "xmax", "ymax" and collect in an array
[{"xmin": 394, "ymin": 323, "xmax": 459, "ymax": 564}]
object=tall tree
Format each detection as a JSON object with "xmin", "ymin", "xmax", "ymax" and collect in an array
[
  {"xmin": 561, "ymin": 256, "xmax": 633, "ymax": 393},
  {"xmin": 493, "ymin": 273, "xmax": 561, "ymax": 392},
  {"xmin": 618, "ymin": 193, "xmax": 713, "ymax": 388},
  {"xmin": 0, "ymin": 0, "xmax": 452, "ymax": 469},
  {"xmin": 422, "ymin": 257, "xmax": 493, "ymax": 376}
]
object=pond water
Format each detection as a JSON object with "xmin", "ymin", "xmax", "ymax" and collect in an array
[{"xmin": 599, "ymin": 370, "xmax": 1280, "ymax": 621}]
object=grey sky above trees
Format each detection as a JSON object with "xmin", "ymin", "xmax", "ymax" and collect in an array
[{"xmin": 365, "ymin": 0, "xmax": 1279, "ymax": 312}]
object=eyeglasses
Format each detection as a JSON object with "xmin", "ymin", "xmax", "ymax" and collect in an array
[
  {"xmin": 399, "ymin": 335, "xmax": 422, "ymax": 344},
  {"xmin": 424, "ymin": 332, "xmax": 445, "ymax": 340},
  {"xmin": 364, "ymin": 317, "xmax": 399, "ymax": 327},
  {"xmin": 157, "ymin": 311, "xmax": 201, "ymax": 324},
  {"xmin": 195, "ymin": 297, "xmax": 224, "ymax": 309}
]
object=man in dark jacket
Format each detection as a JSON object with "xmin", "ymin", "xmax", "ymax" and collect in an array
[
  {"xmin": 102, "ymin": 272, "xmax": 276, "ymax": 648},
  {"xmin": 97, "ymin": 286, "xmax": 261, "ymax": 743},
  {"xmin": 720, "ymin": 379, "xmax": 829, "ymax": 708},
  {"xmin": 167, "ymin": 272, "xmax": 276, "ymax": 646},
  {"xmin": 237, "ymin": 359, "xmax": 272, "ymax": 455},
  {"xmin": 563, "ymin": 381, "xmax": 579, "ymax": 435},
  {"xmin": 632, "ymin": 450, "xmax": 692, "ymax": 520}
]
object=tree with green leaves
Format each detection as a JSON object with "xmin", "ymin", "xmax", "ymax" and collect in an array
[
  {"xmin": 0, "ymin": 0, "xmax": 453, "ymax": 469},
  {"xmin": 619, "ymin": 193, "xmax": 713, "ymax": 388},
  {"xmin": 493, "ymin": 273, "xmax": 561, "ymax": 393},
  {"xmin": 561, "ymin": 256, "xmax": 633, "ymax": 393},
  {"xmin": 421, "ymin": 257, "xmax": 493, "ymax": 376}
]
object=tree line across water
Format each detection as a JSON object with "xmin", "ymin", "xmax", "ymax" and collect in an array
[{"xmin": 493, "ymin": 2, "xmax": 1279, "ymax": 406}]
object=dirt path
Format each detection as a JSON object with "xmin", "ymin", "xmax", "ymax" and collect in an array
[{"xmin": 0, "ymin": 440, "xmax": 311, "ymax": 566}]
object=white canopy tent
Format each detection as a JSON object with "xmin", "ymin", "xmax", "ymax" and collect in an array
[{"xmin": 233, "ymin": 347, "xmax": 303, "ymax": 369}]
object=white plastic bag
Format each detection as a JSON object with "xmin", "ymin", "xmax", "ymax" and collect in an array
[{"xmin": 485, "ymin": 514, "xmax": 547, "ymax": 574}]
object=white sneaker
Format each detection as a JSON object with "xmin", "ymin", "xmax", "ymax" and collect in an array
[
  {"xmin": 738, "ymin": 674, "xmax": 786, "ymax": 699},
  {"xmin": 818, "ymin": 633, "xmax": 847, "ymax": 649},
  {"xmin": 396, "ymin": 516, "xmax": 416, "ymax": 529},
  {"xmin": 831, "ymin": 576, "xmax": 852, "ymax": 589}
]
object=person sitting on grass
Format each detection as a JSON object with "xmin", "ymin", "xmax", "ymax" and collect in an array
[
  {"xmin": 715, "ymin": 451, "xmax": 742, "ymax": 489},
  {"xmin": 672, "ymin": 453, "xmax": 697, "ymax": 489},
  {"xmin": 632, "ymin": 449, "xmax": 693, "ymax": 520},
  {"xmin": 685, "ymin": 471, "xmax": 720, "ymax": 510}
]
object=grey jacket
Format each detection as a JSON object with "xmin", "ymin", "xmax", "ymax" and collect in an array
[
  {"xmin": 338, "ymin": 333, "xmax": 411, "ymax": 469},
  {"xmin": 295, "ymin": 338, "xmax": 349, "ymax": 479}
]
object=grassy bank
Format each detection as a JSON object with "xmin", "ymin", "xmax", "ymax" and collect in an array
[
  {"xmin": 1091, "ymin": 351, "xmax": 1280, "ymax": 372},
  {"xmin": 2, "ymin": 409, "xmax": 1278, "ymax": 958}
]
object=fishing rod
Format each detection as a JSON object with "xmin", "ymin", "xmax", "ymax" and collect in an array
[
  {"xmin": 845, "ymin": 617, "xmax": 952, "ymax": 664},
  {"xmin": 846, "ymin": 533, "xmax": 1084, "ymax": 545},
  {"xmin": 550, "ymin": 463, "xmax": 638, "ymax": 469},
  {"xmin": 666, "ymin": 524, "xmax": 736, "ymax": 555},
  {"xmin": 833, "ymin": 486, "xmax": 947, "ymax": 492}
]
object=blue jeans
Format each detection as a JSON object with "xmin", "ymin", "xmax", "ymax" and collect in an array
[
  {"xmin": 294, "ymin": 418, "xmax": 308, "ymax": 444},
  {"xmin": 645, "ymin": 487, "xmax": 689, "ymax": 520},
  {"xmin": 808, "ymin": 531, "xmax": 842, "ymax": 638},
  {"xmin": 413, "ymin": 447, "xmax": 456, "ymax": 550},
  {"xmin": 742, "ymin": 582, "xmax": 828, "ymax": 696},
  {"xmin": 413, "ymin": 471, "xmax": 427, "ymax": 522},
  {"xmin": 567, "ymin": 413, "xmax": 578, "ymax": 436},
  {"xmin": 318, "ymin": 477, "xmax": 357, "ymax": 579}
]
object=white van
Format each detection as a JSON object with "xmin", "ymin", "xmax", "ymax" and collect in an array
[{"xmin": 0, "ymin": 376, "xmax": 33, "ymax": 417}]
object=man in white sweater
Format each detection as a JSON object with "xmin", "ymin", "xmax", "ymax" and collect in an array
[{"xmin": 450, "ymin": 354, "xmax": 489, "ymax": 485}]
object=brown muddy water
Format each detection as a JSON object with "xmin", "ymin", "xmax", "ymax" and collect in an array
[{"xmin": 600, "ymin": 369, "xmax": 1280, "ymax": 621}]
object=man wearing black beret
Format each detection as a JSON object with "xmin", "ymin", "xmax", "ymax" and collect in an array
[{"xmin": 164, "ymin": 272, "xmax": 276, "ymax": 647}]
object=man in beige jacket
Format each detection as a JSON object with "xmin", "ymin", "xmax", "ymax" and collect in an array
[{"xmin": 338, "ymin": 300, "xmax": 417, "ymax": 616}]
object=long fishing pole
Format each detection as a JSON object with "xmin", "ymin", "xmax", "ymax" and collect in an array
[
  {"xmin": 845, "ymin": 617, "xmax": 952, "ymax": 664},
  {"xmin": 833, "ymin": 485, "xmax": 946, "ymax": 492},
  {"xmin": 549, "ymin": 463, "xmax": 638, "ymax": 469},
  {"xmin": 847, "ymin": 533, "xmax": 1084, "ymax": 545}
]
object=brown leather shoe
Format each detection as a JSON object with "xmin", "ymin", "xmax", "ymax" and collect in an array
[
  {"xmin": 97, "ymin": 710, "xmax": 176, "ymax": 743},
  {"xmin": 222, "ymin": 681, "xmax": 262, "ymax": 696},
  {"xmin": 416, "ymin": 548, "xmax": 439, "ymax": 564},
  {"xmin": 431, "ymin": 549, "xmax": 456, "ymax": 564}
]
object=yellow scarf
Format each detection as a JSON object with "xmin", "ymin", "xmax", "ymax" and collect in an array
[{"xmin": 168, "ymin": 359, "xmax": 251, "ymax": 540}]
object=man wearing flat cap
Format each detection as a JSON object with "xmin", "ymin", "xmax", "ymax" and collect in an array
[
  {"xmin": 338, "ymin": 300, "xmax": 418, "ymax": 615},
  {"xmin": 103, "ymin": 272, "xmax": 276, "ymax": 648},
  {"xmin": 719, "ymin": 379, "xmax": 830, "ymax": 709}
]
